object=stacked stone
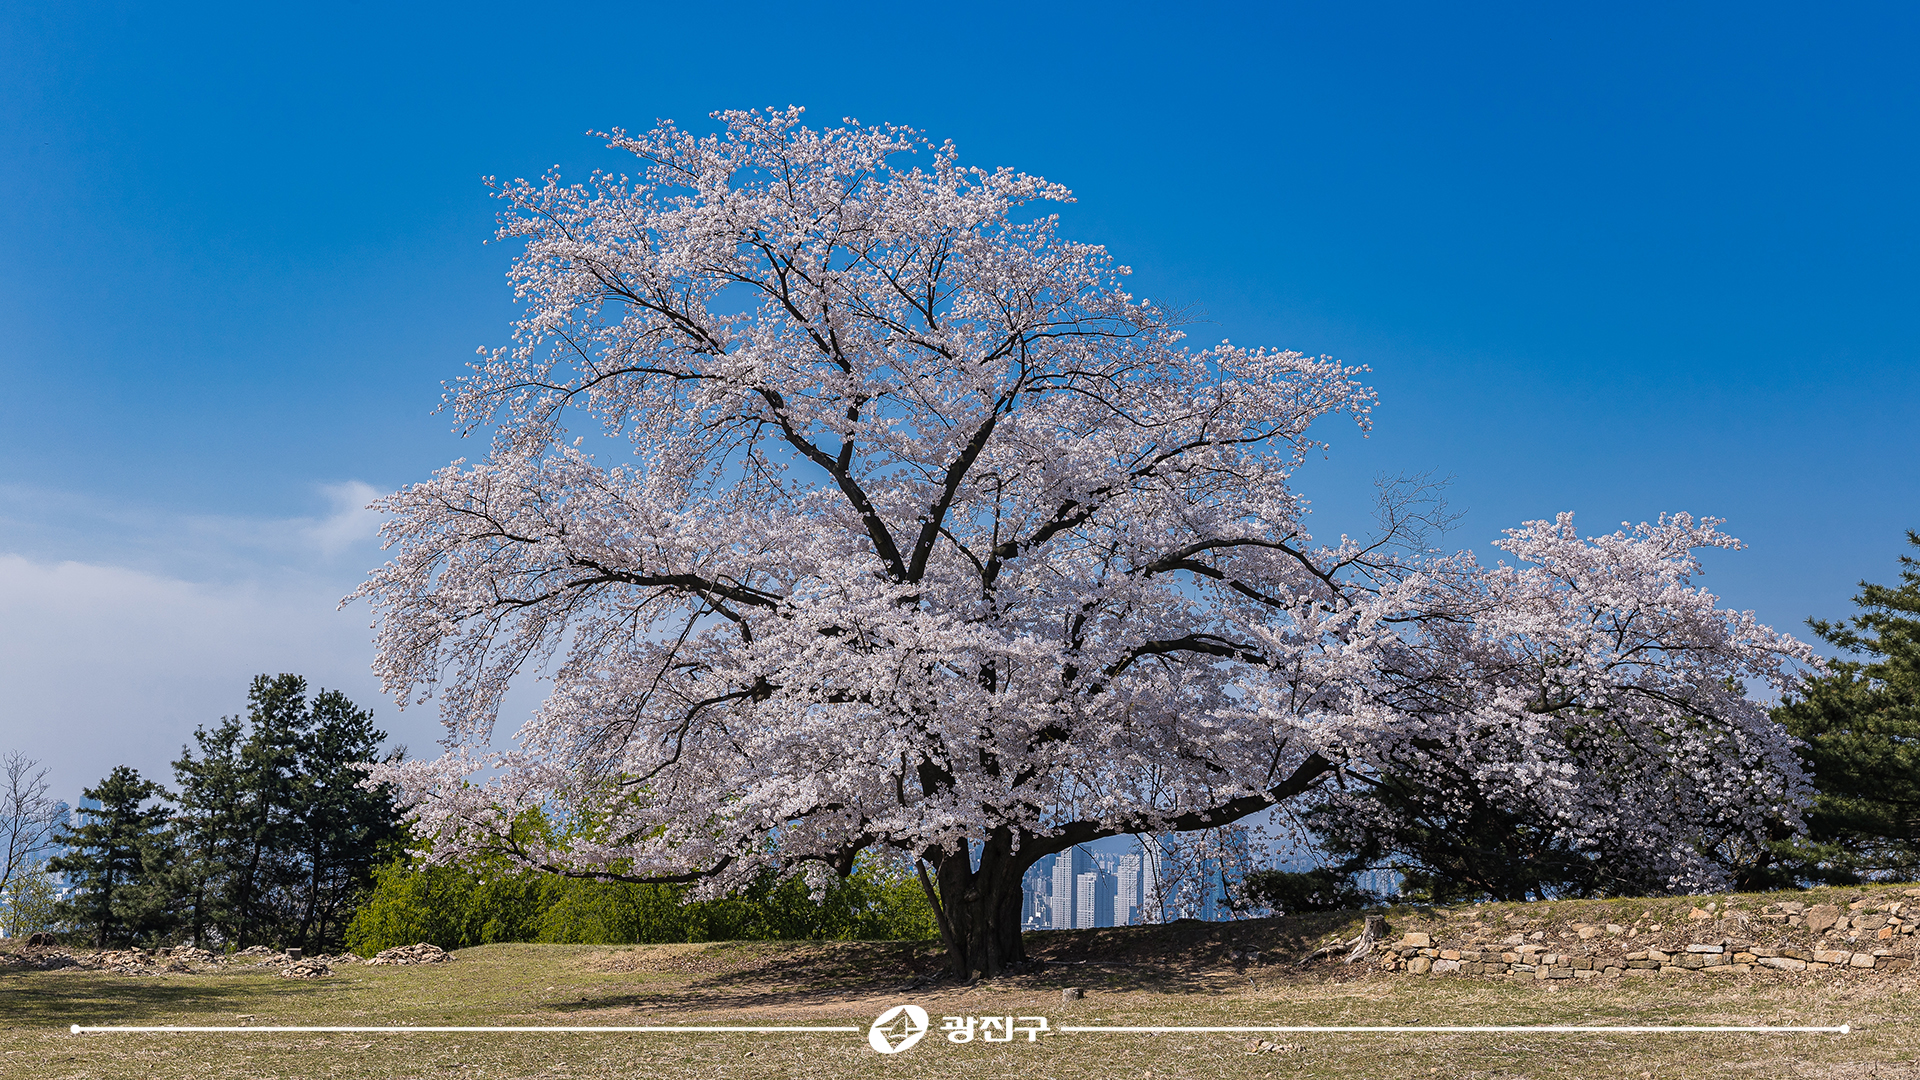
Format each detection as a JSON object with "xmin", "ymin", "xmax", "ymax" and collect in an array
[
  {"xmin": 92, "ymin": 949, "xmax": 157, "ymax": 970},
  {"xmin": 1383, "ymin": 892, "xmax": 1920, "ymax": 981},
  {"xmin": 1396, "ymin": 934, "xmax": 1619, "ymax": 980},
  {"xmin": 79, "ymin": 946, "xmax": 219, "ymax": 974},
  {"xmin": 1622, "ymin": 943, "xmax": 1747, "ymax": 975},
  {"xmin": 1759, "ymin": 899, "xmax": 1919, "ymax": 942},
  {"xmin": 364, "ymin": 942, "xmax": 453, "ymax": 965},
  {"xmin": 231, "ymin": 945, "xmax": 292, "ymax": 965},
  {"xmin": 0, "ymin": 950, "xmax": 77, "ymax": 971}
]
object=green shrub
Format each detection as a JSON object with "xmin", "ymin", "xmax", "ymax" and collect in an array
[
  {"xmin": 1239, "ymin": 868, "xmax": 1376, "ymax": 913},
  {"xmin": 345, "ymin": 852, "xmax": 938, "ymax": 955},
  {"xmin": 2, "ymin": 859, "xmax": 66, "ymax": 939}
]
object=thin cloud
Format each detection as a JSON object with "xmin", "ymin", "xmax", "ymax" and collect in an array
[
  {"xmin": 0, "ymin": 480, "xmax": 435, "ymax": 801},
  {"xmin": 305, "ymin": 480, "xmax": 386, "ymax": 559}
]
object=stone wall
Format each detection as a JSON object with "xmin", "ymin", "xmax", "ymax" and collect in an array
[{"xmin": 1377, "ymin": 893, "xmax": 1920, "ymax": 982}]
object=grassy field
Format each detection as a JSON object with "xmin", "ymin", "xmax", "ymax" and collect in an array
[{"xmin": 3, "ymin": 911, "xmax": 1916, "ymax": 1079}]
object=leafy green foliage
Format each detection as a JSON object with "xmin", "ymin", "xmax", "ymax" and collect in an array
[
  {"xmin": 344, "ymin": 851, "xmax": 939, "ymax": 955},
  {"xmin": 1238, "ymin": 868, "xmax": 1376, "ymax": 913},
  {"xmin": 1772, "ymin": 532, "xmax": 1920, "ymax": 883},
  {"xmin": 1304, "ymin": 766, "xmax": 1607, "ymax": 904},
  {"xmin": 2, "ymin": 857, "xmax": 66, "ymax": 938},
  {"xmin": 1298, "ymin": 716, "xmax": 1797, "ymax": 904}
]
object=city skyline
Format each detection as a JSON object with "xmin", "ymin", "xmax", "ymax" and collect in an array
[{"xmin": 1024, "ymin": 844, "xmax": 1180, "ymax": 931}]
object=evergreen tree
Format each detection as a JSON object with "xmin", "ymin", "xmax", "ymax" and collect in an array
[
  {"xmin": 170, "ymin": 715, "xmax": 251, "ymax": 946},
  {"xmin": 1306, "ymin": 765, "xmax": 1602, "ymax": 903},
  {"xmin": 1774, "ymin": 532, "xmax": 1920, "ymax": 882},
  {"xmin": 172, "ymin": 675, "xmax": 401, "ymax": 950},
  {"xmin": 234, "ymin": 674, "xmax": 308, "ymax": 944},
  {"xmin": 173, "ymin": 706, "xmax": 289, "ymax": 947},
  {"xmin": 117, "ymin": 823, "xmax": 190, "ymax": 943},
  {"xmin": 49, "ymin": 766, "xmax": 171, "ymax": 948},
  {"xmin": 287, "ymin": 686, "xmax": 403, "ymax": 951}
]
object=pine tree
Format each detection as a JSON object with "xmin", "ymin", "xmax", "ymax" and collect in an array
[
  {"xmin": 1775, "ymin": 532, "xmax": 1920, "ymax": 881},
  {"xmin": 172, "ymin": 703, "xmax": 290, "ymax": 948},
  {"xmin": 171, "ymin": 675, "xmax": 401, "ymax": 950},
  {"xmin": 49, "ymin": 766, "xmax": 171, "ymax": 948},
  {"xmin": 288, "ymin": 687, "xmax": 402, "ymax": 951},
  {"xmin": 171, "ymin": 714, "xmax": 250, "ymax": 946}
]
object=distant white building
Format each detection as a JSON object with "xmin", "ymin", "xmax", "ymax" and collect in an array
[
  {"xmin": 1075, "ymin": 869, "xmax": 1113, "ymax": 928},
  {"xmin": 1021, "ymin": 840, "xmax": 1186, "ymax": 931},
  {"xmin": 1051, "ymin": 846, "xmax": 1091, "ymax": 929},
  {"xmin": 1114, "ymin": 852, "xmax": 1142, "ymax": 925}
]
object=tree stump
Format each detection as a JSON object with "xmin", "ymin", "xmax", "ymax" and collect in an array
[{"xmin": 1299, "ymin": 912, "xmax": 1390, "ymax": 967}]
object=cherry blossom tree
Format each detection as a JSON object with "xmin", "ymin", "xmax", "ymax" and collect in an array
[
  {"xmin": 1309, "ymin": 515, "xmax": 1817, "ymax": 900},
  {"xmin": 356, "ymin": 109, "xmax": 1813, "ymax": 977}
]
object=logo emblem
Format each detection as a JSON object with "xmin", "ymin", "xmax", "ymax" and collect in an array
[{"xmin": 867, "ymin": 1004, "xmax": 930, "ymax": 1054}]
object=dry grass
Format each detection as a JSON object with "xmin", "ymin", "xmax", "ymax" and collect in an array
[{"xmin": 3, "ymin": 901, "xmax": 1917, "ymax": 1079}]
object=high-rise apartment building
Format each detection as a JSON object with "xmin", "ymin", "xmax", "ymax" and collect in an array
[
  {"xmin": 1051, "ymin": 846, "xmax": 1091, "ymax": 929},
  {"xmin": 1075, "ymin": 869, "xmax": 1113, "ymax": 928},
  {"xmin": 1021, "ymin": 841, "xmax": 1396, "ymax": 932},
  {"xmin": 1114, "ymin": 852, "xmax": 1142, "ymax": 925},
  {"xmin": 1016, "ymin": 842, "xmax": 1190, "ymax": 931}
]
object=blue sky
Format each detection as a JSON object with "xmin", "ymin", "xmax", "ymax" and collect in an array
[{"xmin": 2, "ymin": 2, "xmax": 1916, "ymax": 796}]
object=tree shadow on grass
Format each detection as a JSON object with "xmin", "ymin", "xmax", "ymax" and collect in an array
[
  {"xmin": 543, "ymin": 925, "xmax": 1321, "ymax": 1015},
  {"xmin": 0, "ymin": 972, "xmax": 336, "ymax": 1027}
]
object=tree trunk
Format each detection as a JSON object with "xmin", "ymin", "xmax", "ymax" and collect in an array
[
  {"xmin": 909, "ymin": 756, "xmax": 1339, "ymax": 979},
  {"xmin": 919, "ymin": 828, "xmax": 1033, "ymax": 979},
  {"xmin": 297, "ymin": 848, "xmax": 320, "ymax": 953},
  {"xmin": 97, "ymin": 862, "xmax": 116, "ymax": 950}
]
